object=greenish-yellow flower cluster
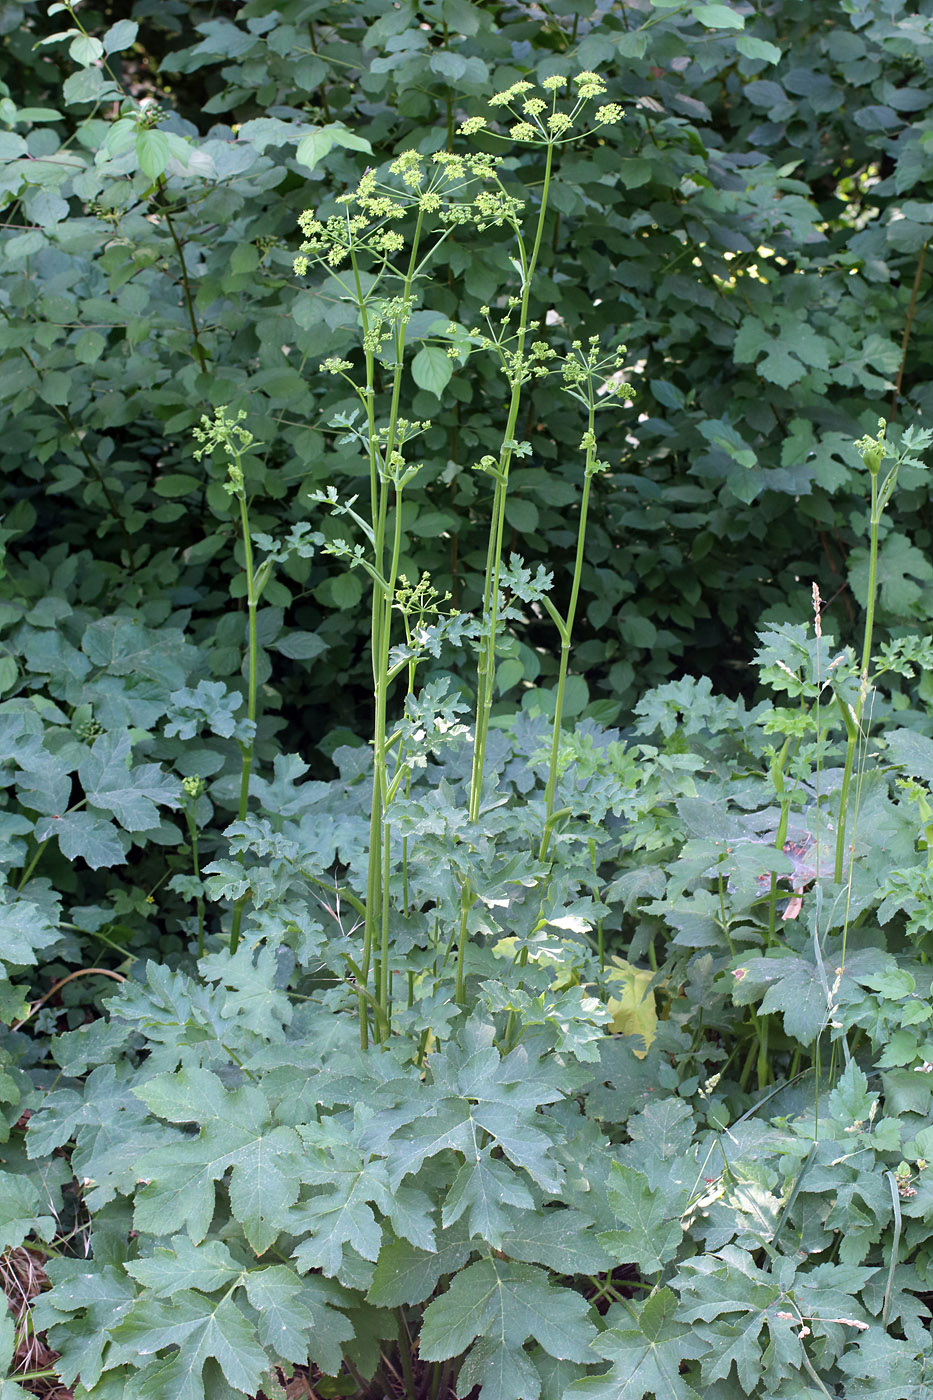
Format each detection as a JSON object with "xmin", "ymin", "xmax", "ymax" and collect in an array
[
  {"xmin": 192, "ymin": 407, "xmax": 254, "ymax": 463},
  {"xmin": 460, "ymin": 70, "xmax": 622, "ymax": 146},
  {"xmin": 292, "ymin": 149, "xmax": 507, "ymax": 276}
]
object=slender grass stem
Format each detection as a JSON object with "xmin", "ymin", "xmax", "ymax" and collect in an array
[
  {"xmin": 158, "ymin": 177, "xmax": 208, "ymax": 374},
  {"xmin": 834, "ymin": 469, "xmax": 879, "ymax": 883}
]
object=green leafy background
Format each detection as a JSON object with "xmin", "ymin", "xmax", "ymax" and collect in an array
[{"xmin": 1, "ymin": 1, "xmax": 933, "ymax": 1398}]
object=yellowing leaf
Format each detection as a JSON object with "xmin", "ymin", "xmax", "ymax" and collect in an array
[{"xmin": 605, "ymin": 960, "xmax": 658, "ymax": 1057}]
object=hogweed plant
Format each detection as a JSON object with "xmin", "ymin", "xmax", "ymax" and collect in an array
[
  {"xmin": 460, "ymin": 72, "xmax": 623, "ymax": 826},
  {"xmin": 192, "ymin": 407, "xmax": 320, "ymax": 951},
  {"xmin": 14, "ymin": 6, "xmax": 933, "ymax": 1394},
  {"xmin": 537, "ymin": 340, "xmax": 635, "ymax": 859},
  {"xmin": 733, "ymin": 421, "xmax": 933, "ymax": 1091},
  {"xmin": 292, "ymin": 74, "xmax": 625, "ymax": 1041},
  {"xmin": 833, "ymin": 420, "xmax": 933, "ymax": 882},
  {"xmin": 193, "ymin": 410, "xmax": 266, "ymax": 952}
]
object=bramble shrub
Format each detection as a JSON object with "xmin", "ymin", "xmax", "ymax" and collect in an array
[{"xmin": 1, "ymin": 3, "xmax": 933, "ymax": 1400}]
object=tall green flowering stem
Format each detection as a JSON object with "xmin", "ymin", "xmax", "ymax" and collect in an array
[
  {"xmin": 350, "ymin": 256, "xmax": 433, "ymax": 1046},
  {"xmin": 834, "ymin": 421, "xmax": 888, "ymax": 884},
  {"xmin": 467, "ymin": 142, "xmax": 555, "ymax": 826},
  {"xmin": 294, "ymin": 78, "xmax": 625, "ymax": 1029},
  {"xmin": 193, "ymin": 409, "xmax": 272, "ymax": 954},
  {"xmin": 494, "ymin": 342, "xmax": 632, "ymax": 1023},
  {"xmin": 833, "ymin": 419, "xmax": 932, "ymax": 883},
  {"xmin": 295, "ymin": 152, "xmax": 484, "ymax": 1044},
  {"xmin": 537, "ymin": 341, "xmax": 633, "ymax": 862},
  {"xmin": 454, "ymin": 72, "xmax": 624, "ymax": 1007},
  {"xmin": 466, "ymin": 71, "xmax": 622, "ymax": 824}
]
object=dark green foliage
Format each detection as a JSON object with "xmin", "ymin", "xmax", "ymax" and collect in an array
[
  {"xmin": 1, "ymin": 0, "xmax": 931, "ymax": 730},
  {"xmin": 2, "ymin": 2, "xmax": 933, "ymax": 1399}
]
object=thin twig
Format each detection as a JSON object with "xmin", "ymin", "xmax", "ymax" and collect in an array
[
  {"xmin": 157, "ymin": 177, "xmax": 208, "ymax": 373},
  {"xmin": 12, "ymin": 968, "xmax": 126, "ymax": 1032},
  {"xmin": 890, "ymin": 239, "xmax": 928, "ymax": 420}
]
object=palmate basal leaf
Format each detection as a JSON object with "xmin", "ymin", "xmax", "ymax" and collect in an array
[
  {"xmin": 288, "ymin": 1168, "xmax": 436, "ymax": 1277},
  {"xmin": 676, "ymin": 1249, "xmax": 799, "ymax": 1391},
  {"xmin": 124, "ymin": 1235, "xmax": 242, "ymax": 1297},
  {"xmin": 133, "ymin": 1068, "xmax": 303, "ymax": 1253},
  {"xmin": 0, "ymin": 890, "xmax": 62, "ymax": 968},
  {"xmin": 600, "ymin": 1163, "xmax": 684, "ymax": 1273},
  {"xmin": 455, "ymin": 1335, "xmax": 540, "ymax": 1400},
  {"xmin": 107, "ymin": 1292, "xmax": 268, "ymax": 1400},
  {"xmin": 380, "ymin": 1090, "xmax": 565, "ymax": 1191},
  {"xmin": 287, "ymin": 1114, "xmax": 436, "ymax": 1277},
  {"xmin": 366, "ymin": 1221, "xmax": 473, "ymax": 1308},
  {"xmin": 243, "ymin": 1266, "xmax": 354, "ymax": 1377},
  {"xmin": 836, "ymin": 1330, "xmax": 933, "ymax": 1399},
  {"xmin": 419, "ymin": 1259, "xmax": 596, "ymax": 1400},
  {"xmin": 499, "ymin": 1206, "xmax": 613, "ymax": 1275},
  {"xmin": 567, "ymin": 1289, "xmax": 705, "ymax": 1400},
  {"xmin": 30, "ymin": 1262, "xmax": 137, "ymax": 1390},
  {"xmin": 442, "ymin": 1150, "xmax": 534, "ymax": 1246}
]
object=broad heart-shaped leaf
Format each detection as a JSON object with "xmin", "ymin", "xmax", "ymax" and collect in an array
[
  {"xmin": 411, "ymin": 345, "xmax": 453, "ymax": 396},
  {"xmin": 133, "ymin": 1068, "xmax": 303, "ymax": 1253},
  {"xmin": 600, "ymin": 1163, "xmax": 684, "ymax": 1273},
  {"xmin": 567, "ymin": 1288, "xmax": 705, "ymax": 1400},
  {"xmin": 243, "ymin": 1265, "xmax": 354, "ymax": 1376},
  {"xmin": 81, "ymin": 614, "xmax": 195, "ymax": 689},
  {"xmin": 78, "ymin": 730, "xmax": 181, "ymax": 831},
  {"xmin": 420, "ymin": 1258, "xmax": 597, "ymax": 1400},
  {"xmin": 108, "ymin": 1291, "xmax": 268, "ymax": 1399},
  {"xmin": 295, "ymin": 122, "xmax": 371, "ymax": 172}
]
